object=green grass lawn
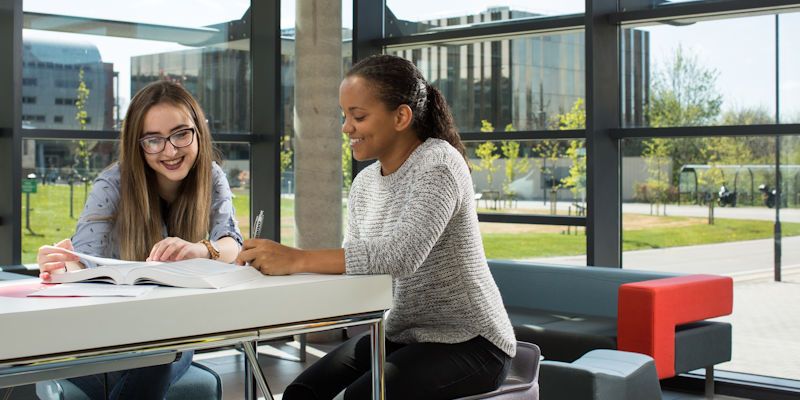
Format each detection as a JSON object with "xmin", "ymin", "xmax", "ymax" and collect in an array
[
  {"xmin": 19, "ymin": 185, "xmax": 800, "ymax": 263},
  {"xmin": 481, "ymin": 218, "xmax": 800, "ymax": 260},
  {"xmin": 21, "ymin": 184, "xmax": 89, "ymax": 264}
]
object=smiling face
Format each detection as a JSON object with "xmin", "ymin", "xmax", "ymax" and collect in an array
[
  {"xmin": 140, "ymin": 102, "xmax": 199, "ymax": 192},
  {"xmin": 339, "ymin": 76, "xmax": 404, "ymax": 163}
]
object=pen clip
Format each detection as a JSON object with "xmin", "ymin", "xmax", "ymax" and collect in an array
[{"xmin": 253, "ymin": 210, "xmax": 264, "ymax": 239}]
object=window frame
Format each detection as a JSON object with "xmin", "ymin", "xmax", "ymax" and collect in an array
[{"xmin": 0, "ymin": 0, "xmax": 282, "ymax": 264}]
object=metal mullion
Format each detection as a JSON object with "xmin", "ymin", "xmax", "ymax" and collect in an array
[
  {"xmin": 460, "ymin": 129, "xmax": 585, "ymax": 141},
  {"xmin": 21, "ymin": 129, "xmax": 119, "ymax": 140},
  {"xmin": 380, "ymin": 15, "xmax": 585, "ymax": 50},
  {"xmin": 585, "ymin": 0, "xmax": 621, "ymax": 268},
  {"xmin": 351, "ymin": 0, "xmax": 384, "ymax": 178},
  {"xmin": 611, "ymin": 124, "xmax": 800, "ymax": 139},
  {"xmin": 478, "ymin": 213, "xmax": 585, "ymax": 226},
  {"xmin": 0, "ymin": 0, "xmax": 22, "ymax": 265},
  {"xmin": 250, "ymin": 0, "xmax": 281, "ymax": 242},
  {"xmin": 610, "ymin": 0, "xmax": 800, "ymax": 25}
]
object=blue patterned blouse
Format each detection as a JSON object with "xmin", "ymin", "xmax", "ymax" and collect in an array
[{"xmin": 71, "ymin": 161, "xmax": 243, "ymax": 265}]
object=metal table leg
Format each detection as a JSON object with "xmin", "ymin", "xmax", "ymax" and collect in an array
[
  {"xmin": 242, "ymin": 340, "xmax": 274, "ymax": 400},
  {"xmin": 370, "ymin": 314, "xmax": 386, "ymax": 400},
  {"xmin": 242, "ymin": 342, "xmax": 255, "ymax": 400}
]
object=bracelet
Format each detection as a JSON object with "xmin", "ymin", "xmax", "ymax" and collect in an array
[{"xmin": 200, "ymin": 239, "xmax": 220, "ymax": 260}]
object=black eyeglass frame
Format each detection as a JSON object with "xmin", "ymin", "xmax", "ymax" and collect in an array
[{"xmin": 138, "ymin": 127, "xmax": 197, "ymax": 154}]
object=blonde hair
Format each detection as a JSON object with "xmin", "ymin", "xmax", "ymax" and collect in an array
[{"xmin": 117, "ymin": 81, "xmax": 214, "ymax": 261}]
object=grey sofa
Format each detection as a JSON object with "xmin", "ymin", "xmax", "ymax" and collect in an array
[{"xmin": 488, "ymin": 260, "xmax": 733, "ymax": 388}]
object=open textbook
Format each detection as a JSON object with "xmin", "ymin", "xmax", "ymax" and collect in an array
[{"xmin": 41, "ymin": 246, "xmax": 262, "ymax": 289}]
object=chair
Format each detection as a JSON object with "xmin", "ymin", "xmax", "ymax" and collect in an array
[
  {"xmin": 455, "ymin": 341, "xmax": 540, "ymax": 400},
  {"xmin": 539, "ymin": 349, "xmax": 662, "ymax": 400},
  {"xmin": 35, "ymin": 362, "xmax": 222, "ymax": 400}
]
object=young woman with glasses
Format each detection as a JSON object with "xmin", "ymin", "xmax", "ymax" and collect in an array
[{"xmin": 36, "ymin": 80, "xmax": 243, "ymax": 400}]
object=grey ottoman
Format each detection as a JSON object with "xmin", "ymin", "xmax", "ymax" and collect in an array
[{"xmin": 540, "ymin": 349, "xmax": 662, "ymax": 400}]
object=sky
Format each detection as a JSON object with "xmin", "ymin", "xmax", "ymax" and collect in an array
[{"xmin": 21, "ymin": 0, "xmax": 800, "ymax": 122}]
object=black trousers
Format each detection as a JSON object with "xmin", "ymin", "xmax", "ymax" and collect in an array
[{"xmin": 283, "ymin": 333, "xmax": 511, "ymax": 400}]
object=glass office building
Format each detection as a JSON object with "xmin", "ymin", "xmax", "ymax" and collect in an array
[{"xmin": 2, "ymin": 0, "xmax": 799, "ymax": 398}]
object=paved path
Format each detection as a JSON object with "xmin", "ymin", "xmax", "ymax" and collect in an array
[
  {"xmin": 622, "ymin": 203, "xmax": 800, "ymax": 223},
  {"xmin": 507, "ymin": 200, "xmax": 800, "ymax": 223},
  {"xmin": 527, "ymin": 236, "xmax": 800, "ymax": 277}
]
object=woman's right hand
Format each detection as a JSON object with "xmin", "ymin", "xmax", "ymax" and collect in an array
[{"xmin": 37, "ymin": 238, "xmax": 81, "ymax": 281}]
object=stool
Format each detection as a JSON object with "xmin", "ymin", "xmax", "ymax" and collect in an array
[
  {"xmin": 540, "ymin": 349, "xmax": 661, "ymax": 400},
  {"xmin": 35, "ymin": 362, "xmax": 222, "ymax": 400},
  {"xmin": 455, "ymin": 341, "xmax": 540, "ymax": 400}
]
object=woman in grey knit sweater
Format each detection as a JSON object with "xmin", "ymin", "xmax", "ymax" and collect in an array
[{"xmin": 237, "ymin": 54, "xmax": 516, "ymax": 399}]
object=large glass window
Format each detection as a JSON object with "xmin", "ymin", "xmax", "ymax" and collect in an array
[
  {"xmin": 386, "ymin": 0, "xmax": 584, "ymax": 37},
  {"xmin": 465, "ymin": 139, "xmax": 586, "ymax": 217},
  {"xmin": 384, "ymin": 7, "xmax": 590, "ymax": 265},
  {"xmin": 622, "ymin": 136, "xmax": 800, "ymax": 381},
  {"xmin": 390, "ymin": 32, "xmax": 587, "ymax": 132},
  {"xmin": 19, "ymin": 0, "xmax": 254, "ymax": 262},
  {"xmin": 22, "ymin": 0, "xmax": 251, "ymax": 133},
  {"xmin": 279, "ymin": 0, "xmax": 352, "ymax": 246},
  {"xmin": 215, "ymin": 143, "xmax": 252, "ymax": 242},
  {"xmin": 622, "ymin": 15, "xmax": 780, "ymax": 128},
  {"xmin": 19, "ymin": 139, "xmax": 250, "ymax": 264},
  {"xmin": 779, "ymin": 12, "xmax": 800, "ymax": 123},
  {"xmin": 20, "ymin": 138, "xmax": 117, "ymax": 262},
  {"xmin": 480, "ymin": 222, "xmax": 586, "ymax": 264}
]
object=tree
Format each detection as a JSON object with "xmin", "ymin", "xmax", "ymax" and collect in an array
[
  {"xmin": 647, "ymin": 46, "xmax": 723, "ymax": 190},
  {"xmin": 642, "ymin": 46, "xmax": 724, "ymax": 212},
  {"xmin": 642, "ymin": 138, "xmax": 672, "ymax": 216},
  {"xmin": 721, "ymin": 105, "xmax": 773, "ymax": 126},
  {"xmin": 532, "ymin": 139, "xmax": 563, "ymax": 204},
  {"xmin": 499, "ymin": 133, "xmax": 530, "ymax": 198},
  {"xmin": 279, "ymin": 134, "xmax": 294, "ymax": 194},
  {"xmin": 341, "ymin": 132, "xmax": 352, "ymax": 192},
  {"xmin": 72, "ymin": 67, "xmax": 94, "ymax": 208},
  {"xmin": 480, "ymin": 120, "xmax": 531, "ymax": 198},
  {"xmin": 720, "ymin": 106, "xmax": 775, "ymax": 168},
  {"xmin": 647, "ymin": 45, "xmax": 722, "ymax": 128},
  {"xmin": 280, "ymin": 134, "xmax": 293, "ymax": 173},
  {"xmin": 556, "ymin": 99, "xmax": 586, "ymax": 204},
  {"xmin": 74, "ymin": 67, "xmax": 91, "ymax": 178},
  {"xmin": 472, "ymin": 120, "xmax": 501, "ymax": 191}
]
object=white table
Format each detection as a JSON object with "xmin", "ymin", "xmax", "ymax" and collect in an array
[{"xmin": 0, "ymin": 273, "xmax": 393, "ymax": 399}]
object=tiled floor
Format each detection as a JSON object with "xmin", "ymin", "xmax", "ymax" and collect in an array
[{"xmin": 195, "ymin": 332, "xmax": 749, "ymax": 400}]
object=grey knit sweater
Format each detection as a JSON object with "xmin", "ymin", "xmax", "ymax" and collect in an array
[{"xmin": 344, "ymin": 138, "xmax": 516, "ymax": 357}]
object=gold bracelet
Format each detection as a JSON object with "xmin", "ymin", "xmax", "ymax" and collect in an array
[{"xmin": 200, "ymin": 239, "xmax": 220, "ymax": 260}]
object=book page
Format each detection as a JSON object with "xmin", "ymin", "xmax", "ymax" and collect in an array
[
  {"xmin": 49, "ymin": 266, "xmax": 122, "ymax": 284},
  {"xmin": 127, "ymin": 259, "xmax": 262, "ymax": 289},
  {"xmin": 39, "ymin": 245, "xmax": 137, "ymax": 266}
]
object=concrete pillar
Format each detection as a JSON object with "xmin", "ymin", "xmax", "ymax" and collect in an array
[{"xmin": 294, "ymin": 0, "xmax": 343, "ymax": 249}]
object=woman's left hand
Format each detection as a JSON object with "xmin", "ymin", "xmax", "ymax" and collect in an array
[
  {"xmin": 148, "ymin": 237, "xmax": 208, "ymax": 261},
  {"xmin": 235, "ymin": 239, "xmax": 301, "ymax": 276}
]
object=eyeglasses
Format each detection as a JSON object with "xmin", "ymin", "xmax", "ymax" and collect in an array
[{"xmin": 139, "ymin": 127, "xmax": 196, "ymax": 154}]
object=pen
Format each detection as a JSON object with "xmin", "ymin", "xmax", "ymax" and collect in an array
[{"xmin": 253, "ymin": 210, "xmax": 264, "ymax": 239}]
